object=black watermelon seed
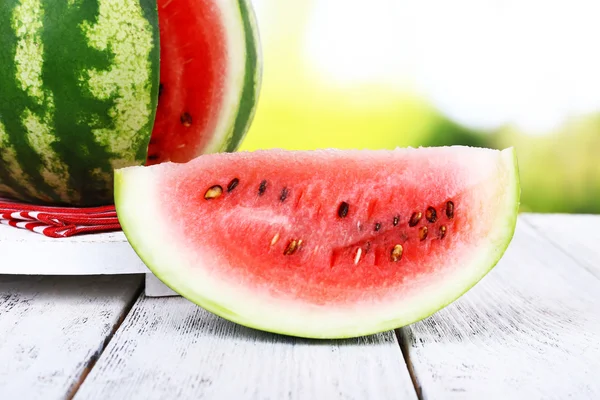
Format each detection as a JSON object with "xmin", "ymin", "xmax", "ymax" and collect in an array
[
  {"xmin": 374, "ymin": 222, "xmax": 381, "ymax": 231},
  {"xmin": 280, "ymin": 187, "xmax": 289, "ymax": 202},
  {"xmin": 409, "ymin": 212, "xmax": 422, "ymax": 227},
  {"xmin": 258, "ymin": 180, "xmax": 267, "ymax": 196},
  {"xmin": 393, "ymin": 215, "xmax": 399, "ymax": 226},
  {"xmin": 425, "ymin": 207, "xmax": 437, "ymax": 223},
  {"xmin": 446, "ymin": 201, "xmax": 455, "ymax": 219},
  {"xmin": 227, "ymin": 178, "xmax": 240, "ymax": 192},
  {"xmin": 337, "ymin": 202, "xmax": 349, "ymax": 218},
  {"xmin": 180, "ymin": 112, "xmax": 193, "ymax": 127},
  {"xmin": 158, "ymin": 83, "xmax": 164, "ymax": 97},
  {"xmin": 147, "ymin": 154, "xmax": 159, "ymax": 161}
]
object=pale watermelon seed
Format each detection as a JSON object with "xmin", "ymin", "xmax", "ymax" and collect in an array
[
  {"xmin": 227, "ymin": 178, "xmax": 239, "ymax": 192},
  {"xmin": 409, "ymin": 212, "xmax": 422, "ymax": 227},
  {"xmin": 419, "ymin": 226, "xmax": 428, "ymax": 241},
  {"xmin": 446, "ymin": 201, "xmax": 455, "ymax": 219},
  {"xmin": 284, "ymin": 239, "xmax": 301, "ymax": 255},
  {"xmin": 204, "ymin": 185, "xmax": 223, "ymax": 199},
  {"xmin": 439, "ymin": 225, "xmax": 448, "ymax": 239},
  {"xmin": 337, "ymin": 202, "xmax": 349, "ymax": 218},
  {"xmin": 270, "ymin": 233, "xmax": 280, "ymax": 246},
  {"xmin": 180, "ymin": 112, "xmax": 193, "ymax": 127},
  {"xmin": 426, "ymin": 206, "xmax": 437, "ymax": 223},
  {"xmin": 390, "ymin": 244, "xmax": 403, "ymax": 262},
  {"xmin": 258, "ymin": 180, "xmax": 267, "ymax": 196},
  {"xmin": 354, "ymin": 248, "xmax": 362, "ymax": 265}
]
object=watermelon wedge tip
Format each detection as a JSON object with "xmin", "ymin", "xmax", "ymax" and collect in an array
[{"xmin": 115, "ymin": 146, "xmax": 520, "ymax": 339}]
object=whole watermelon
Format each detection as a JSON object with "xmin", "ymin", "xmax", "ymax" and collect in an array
[{"xmin": 0, "ymin": 0, "xmax": 261, "ymax": 206}]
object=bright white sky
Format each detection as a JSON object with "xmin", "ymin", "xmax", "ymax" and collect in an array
[{"xmin": 255, "ymin": 0, "xmax": 600, "ymax": 135}]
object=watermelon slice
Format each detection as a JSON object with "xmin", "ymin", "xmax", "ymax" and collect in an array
[{"xmin": 115, "ymin": 146, "xmax": 520, "ymax": 338}]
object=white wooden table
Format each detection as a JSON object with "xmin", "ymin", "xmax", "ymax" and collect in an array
[{"xmin": 1, "ymin": 214, "xmax": 599, "ymax": 400}]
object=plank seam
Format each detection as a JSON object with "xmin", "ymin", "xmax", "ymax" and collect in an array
[
  {"xmin": 65, "ymin": 277, "xmax": 144, "ymax": 399},
  {"xmin": 396, "ymin": 328, "xmax": 423, "ymax": 400}
]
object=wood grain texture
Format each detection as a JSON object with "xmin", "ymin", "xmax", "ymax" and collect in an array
[
  {"xmin": 0, "ymin": 275, "xmax": 142, "ymax": 400},
  {"xmin": 399, "ymin": 219, "xmax": 600, "ymax": 399},
  {"xmin": 522, "ymin": 213, "xmax": 600, "ymax": 279},
  {"xmin": 0, "ymin": 224, "xmax": 149, "ymax": 275},
  {"xmin": 74, "ymin": 296, "xmax": 417, "ymax": 400}
]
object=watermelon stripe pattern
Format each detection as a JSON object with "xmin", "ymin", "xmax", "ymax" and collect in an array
[
  {"xmin": 205, "ymin": 0, "xmax": 262, "ymax": 154},
  {"xmin": 0, "ymin": 120, "xmax": 38, "ymax": 201},
  {"xmin": 0, "ymin": 0, "xmax": 159, "ymax": 206}
]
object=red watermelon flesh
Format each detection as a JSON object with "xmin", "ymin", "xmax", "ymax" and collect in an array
[
  {"xmin": 115, "ymin": 146, "xmax": 520, "ymax": 338},
  {"xmin": 148, "ymin": 0, "xmax": 225, "ymax": 165},
  {"xmin": 147, "ymin": 0, "xmax": 260, "ymax": 165}
]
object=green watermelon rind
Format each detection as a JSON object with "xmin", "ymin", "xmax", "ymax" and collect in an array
[
  {"xmin": 202, "ymin": 0, "xmax": 262, "ymax": 155},
  {"xmin": 0, "ymin": 0, "xmax": 160, "ymax": 206},
  {"xmin": 115, "ymin": 148, "xmax": 521, "ymax": 339},
  {"xmin": 223, "ymin": 0, "xmax": 262, "ymax": 153}
]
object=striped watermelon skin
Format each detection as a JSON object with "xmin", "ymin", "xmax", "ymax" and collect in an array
[{"xmin": 0, "ymin": 0, "xmax": 160, "ymax": 206}]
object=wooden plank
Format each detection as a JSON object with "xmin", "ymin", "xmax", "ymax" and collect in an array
[
  {"xmin": 0, "ymin": 224, "xmax": 149, "ymax": 275},
  {"xmin": 399, "ymin": 218, "xmax": 600, "ymax": 399},
  {"xmin": 0, "ymin": 274, "xmax": 142, "ymax": 399},
  {"xmin": 522, "ymin": 213, "xmax": 600, "ymax": 279},
  {"xmin": 74, "ymin": 296, "xmax": 417, "ymax": 400},
  {"xmin": 144, "ymin": 273, "xmax": 177, "ymax": 297}
]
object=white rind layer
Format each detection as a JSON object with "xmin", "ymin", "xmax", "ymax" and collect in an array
[
  {"xmin": 115, "ymin": 147, "xmax": 520, "ymax": 339},
  {"xmin": 203, "ymin": 0, "xmax": 253, "ymax": 154}
]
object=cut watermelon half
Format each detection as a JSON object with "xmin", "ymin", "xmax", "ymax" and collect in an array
[
  {"xmin": 148, "ymin": 0, "xmax": 261, "ymax": 165},
  {"xmin": 115, "ymin": 146, "xmax": 520, "ymax": 339}
]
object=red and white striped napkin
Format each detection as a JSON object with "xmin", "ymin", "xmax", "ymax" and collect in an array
[{"xmin": 0, "ymin": 198, "xmax": 121, "ymax": 238}]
